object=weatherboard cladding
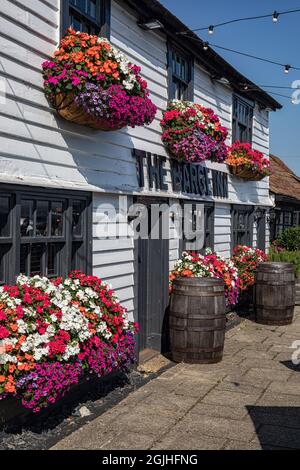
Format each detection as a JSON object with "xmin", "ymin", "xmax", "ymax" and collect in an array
[{"xmin": 0, "ymin": 0, "xmax": 271, "ymax": 318}]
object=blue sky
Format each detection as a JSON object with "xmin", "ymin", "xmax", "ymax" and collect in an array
[{"xmin": 160, "ymin": 0, "xmax": 300, "ymax": 174}]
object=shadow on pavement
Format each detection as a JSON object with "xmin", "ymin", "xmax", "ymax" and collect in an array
[
  {"xmin": 247, "ymin": 406, "xmax": 300, "ymax": 450},
  {"xmin": 280, "ymin": 360, "xmax": 300, "ymax": 372}
]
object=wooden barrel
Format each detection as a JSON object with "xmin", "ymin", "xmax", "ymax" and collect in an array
[
  {"xmin": 255, "ymin": 262, "xmax": 295, "ymax": 325},
  {"xmin": 169, "ymin": 277, "xmax": 226, "ymax": 364}
]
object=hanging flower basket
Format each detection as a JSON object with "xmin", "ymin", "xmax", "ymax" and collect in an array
[
  {"xmin": 42, "ymin": 29, "xmax": 157, "ymax": 131},
  {"xmin": 160, "ymin": 100, "xmax": 228, "ymax": 163},
  {"xmin": 55, "ymin": 93, "xmax": 124, "ymax": 131},
  {"xmin": 228, "ymin": 164, "xmax": 266, "ymax": 181},
  {"xmin": 226, "ymin": 141, "xmax": 271, "ymax": 181}
]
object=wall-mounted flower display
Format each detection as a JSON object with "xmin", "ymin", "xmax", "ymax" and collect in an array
[
  {"xmin": 0, "ymin": 272, "xmax": 138, "ymax": 412},
  {"xmin": 160, "ymin": 100, "xmax": 228, "ymax": 163},
  {"xmin": 42, "ymin": 29, "xmax": 157, "ymax": 131},
  {"xmin": 226, "ymin": 141, "xmax": 271, "ymax": 181}
]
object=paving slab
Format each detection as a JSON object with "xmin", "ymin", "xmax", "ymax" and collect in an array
[
  {"xmin": 152, "ymin": 433, "xmax": 226, "ymax": 450},
  {"xmin": 202, "ymin": 389, "xmax": 261, "ymax": 407},
  {"xmin": 243, "ymin": 367, "xmax": 292, "ymax": 383}
]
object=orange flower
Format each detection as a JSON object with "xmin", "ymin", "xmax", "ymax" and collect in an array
[
  {"xmin": 182, "ymin": 269, "xmax": 193, "ymax": 277},
  {"xmin": 0, "ymin": 375, "xmax": 6, "ymax": 383},
  {"xmin": 4, "ymin": 382, "xmax": 16, "ymax": 394},
  {"xmin": 72, "ymin": 52, "xmax": 84, "ymax": 63},
  {"xmin": 9, "ymin": 323, "xmax": 18, "ymax": 332}
]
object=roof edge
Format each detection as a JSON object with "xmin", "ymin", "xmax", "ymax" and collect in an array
[{"xmin": 122, "ymin": 0, "xmax": 282, "ymax": 111}]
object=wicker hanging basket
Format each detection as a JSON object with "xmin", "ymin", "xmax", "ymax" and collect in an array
[
  {"xmin": 228, "ymin": 165, "xmax": 266, "ymax": 181},
  {"xmin": 55, "ymin": 93, "xmax": 125, "ymax": 131}
]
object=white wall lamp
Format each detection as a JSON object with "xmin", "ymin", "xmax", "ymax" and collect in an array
[{"xmin": 137, "ymin": 19, "xmax": 163, "ymax": 30}]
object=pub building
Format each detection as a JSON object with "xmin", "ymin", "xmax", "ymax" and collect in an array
[{"xmin": 0, "ymin": 0, "xmax": 281, "ymax": 358}]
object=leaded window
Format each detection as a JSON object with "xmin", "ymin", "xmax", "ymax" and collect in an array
[
  {"xmin": 232, "ymin": 95, "xmax": 254, "ymax": 144},
  {"xmin": 0, "ymin": 186, "xmax": 91, "ymax": 285},
  {"xmin": 61, "ymin": 0, "xmax": 111, "ymax": 37},
  {"xmin": 180, "ymin": 202, "xmax": 214, "ymax": 254},
  {"xmin": 231, "ymin": 205, "xmax": 254, "ymax": 249},
  {"xmin": 168, "ymin": 45, "xmax": 193, "ymax": 101}
]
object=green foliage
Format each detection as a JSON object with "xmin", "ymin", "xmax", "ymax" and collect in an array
[
  {"xmin": 276, "ymin": 226, "xmax": 300, "ymax": 251},
  {"xmin": 269, "ymin": 249, "xmax": 300, "ymax": 278}
]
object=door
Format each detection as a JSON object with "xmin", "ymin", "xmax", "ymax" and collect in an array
[{"xmin": 136, "ymin": 197, "xmax": 169, "ymax": 353}]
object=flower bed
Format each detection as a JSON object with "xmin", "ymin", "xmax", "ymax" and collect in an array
[
  {"xmin": 160, "ymin": 100, "xmax": 228, "ymax": 163},
  {"xmin": 42, "ymin": 29, "xmax": 157, "ymax": 130},
  {"xmin": 170, "ymin": 249, "xmax": 240, "ymax": 306},
  {"xmin": 226, "ymin": 141, "xmax": 271, "ymax": 181},
  {"xmin": 231, "ymin": 245, "xmax": 268, "ymax": 292},
  {"xmin": 0, "ymin": 272, "xmax": 137, "ymax": 413}
]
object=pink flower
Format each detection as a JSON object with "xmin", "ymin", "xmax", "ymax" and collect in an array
[
  {"xmin": 71, "ymin": 77, "xmax": 81, "ymax": 86},
  {"xmin": 0, "ymin": 310, "xmax": 7, "ymax": 321},
  {"xmin": 0, "ymin": 326, "xmax": 10, "ymax": 339},
  {"xmin": 48, "ymin": 76, "xmax": 59, "ymax": 85},
  {"xmin": 42, "ymin": 61, "xmax": 56, "ymax": 69}
]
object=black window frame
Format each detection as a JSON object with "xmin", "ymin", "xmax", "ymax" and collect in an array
[
  {"xmin": 271, "ymin": 207, "xmax": 300, "ymax": 240},
  {"xmin": 232, "ymin": 95, "xmax": 254, "ymax": 144},
  {"xmin": 167, "ymin": 41, "xmax": 194, "ymax": 101},
  {"xmin": 180, "ymin": 201, "xmax": 214, "ymax": 254},
  {"xmin": 231, "ymin": 204, "xmax": 254, "ymax": 251},
  {"xmin": 61, "ymin": 0, "xmax": 111, "ymax": 38},
  {"xmin": 0, "ymin": 185, "xmax": 92, "ymax": 285}
]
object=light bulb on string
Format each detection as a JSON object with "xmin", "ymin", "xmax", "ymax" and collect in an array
[
  {"xmin": 284, "ymin": 65, "xmax": 291, "ymax": 74},
  {"xmin": 203, "ymin": 42, "xmax": 209, "ymax": 51},
  {"xmin": 208, "ymin": 25, "xmax": 214, "ymax": 35},
  {"xmin": 272, "ymin": 11, "xmax": 279, "ymax": 23}
]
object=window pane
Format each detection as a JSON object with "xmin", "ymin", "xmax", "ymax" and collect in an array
[
  {"xmin": 36, "ymin": 201, "xmax": 49, "ymax": 237},
  {"xmin": 72, "ymin": 241, "xmax": 84, "ymax": 271},
  {"xmin": 0, "ymin": 197, "xmax": 10, "ymax": 237},
  {"xmin": 21, "ymin": 200, "xmax": 34, "ymax": 237},
  {"xmin": 47, "ymin": 243, "xmax": 62, "ymax": 277},
  {"xmin": 20, "ymin": 244, "xmax": 29, "ymax": 275},
  {"xmin": 89, "ymin": 0, "xmax": 97, "ymax": 18},
  {"xmin": 30, "ymin": 244, "xmax": 44, "ymax": 275},
  {"xmin": 51, "ymin": 201, "xmax": 63, "ymax": 236},
  {"xmin": 71, "ymin": 15, "xmax": 84, "ymax": 32},
  {"xmin": 0, "ymin": 244, "xmax": 10, "ymax": 284},
  {"xmin": 73, "ymin": 200, "xmax": 85, "ymax": 237}
]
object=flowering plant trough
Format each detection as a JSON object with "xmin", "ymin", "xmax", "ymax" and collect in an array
[
  {"xmin": 0, "ymin": 272, "xmax": 138, "ymax": 413},
  {"xmin": 226, "ymin": 141, "xmax": 271, "ymax": 181},
  {"xmin": 170, "ymin": 249, "xmax": 240, "ymax": 306},
  {"xmin": 42, "ymin": 29, "xmax": 157, "ymax": 131},
  {"xmin": 160, "ymin": 100, "xmax": 228, "ymax": 163},
  {"xmin": 232, "ymin": 245, "xmax": 268, "ymax": 293}
]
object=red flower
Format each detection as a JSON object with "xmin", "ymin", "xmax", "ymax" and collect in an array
[
  {"xmin": 48, "ymin": 339, "xmax": 67, "ymax": 356},
  {"xmin": 0, "ymin": 326, "xmax": 10, "ymax": 339}
]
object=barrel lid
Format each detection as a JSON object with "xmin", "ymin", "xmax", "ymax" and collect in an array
[
  {"xmin": 256, "ymin": 262, "xmax": 295, "ymax": 273},
  {"xmin": 174, "ymin": 277, "xmax": 225, "ymax": 287}
]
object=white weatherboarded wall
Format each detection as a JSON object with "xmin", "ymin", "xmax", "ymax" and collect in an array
[{"xmin": 0, "ymin": 0, "xmax": 272, "ymax": 308}]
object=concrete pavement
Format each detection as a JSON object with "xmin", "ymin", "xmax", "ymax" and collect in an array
[{"xmin": 52, "ymin": 308, "xmax": 300, "ymax": 450}]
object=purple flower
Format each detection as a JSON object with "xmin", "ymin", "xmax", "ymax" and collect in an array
[{"xmin": 75, "ymin": 84, "xmax": 157, "ymax": 129}]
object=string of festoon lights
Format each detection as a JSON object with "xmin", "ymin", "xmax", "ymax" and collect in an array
[
  {"xmin": 189, "ymin": 39, "xmax": 300, "ymax": 75},
  {"xmin": 177, "ymin": 7, "xmax": 300, "ymax": 76},
  {"xmin": 178, "ymin": 8, "xmax": 300, "ymax": 34}
]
